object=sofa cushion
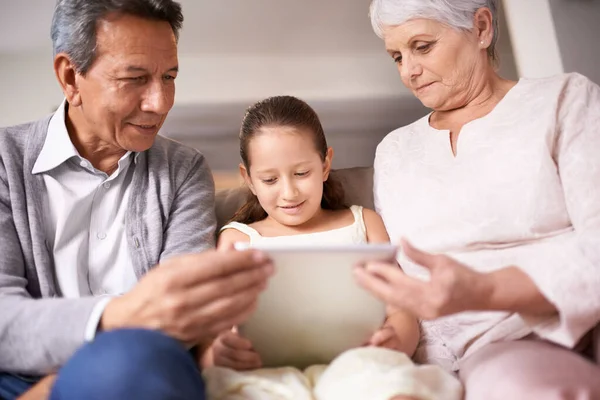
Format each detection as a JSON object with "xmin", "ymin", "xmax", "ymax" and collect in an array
[{"xmin": 214, "ymin": 166, "xmax": 374, "ymax": 229}]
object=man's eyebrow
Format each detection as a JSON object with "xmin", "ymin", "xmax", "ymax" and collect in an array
[{"xmin": 124, "ymin": 66, "xmax": 179, "ymax": 73}]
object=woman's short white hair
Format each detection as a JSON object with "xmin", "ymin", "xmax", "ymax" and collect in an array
[{"xmin": 369, "ymin": 0, "xmax": 499, "ymax": 63}]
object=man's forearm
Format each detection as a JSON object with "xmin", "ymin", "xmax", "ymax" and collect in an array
[{"xmin": 17, "ymin": 375, "xmax": 56, "ymax": 400}]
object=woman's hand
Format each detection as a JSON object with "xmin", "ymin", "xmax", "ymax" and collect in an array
[
  {"xmin": 355, "ymin": 239, "xmax": 494, "ymax": 320},
  {"xmin": 211, "ymin": 328, "xmax": 262, "ymax": 370}
]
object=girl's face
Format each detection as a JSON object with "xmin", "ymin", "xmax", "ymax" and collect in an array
[{"xmin": 241, "ymin": 126, "xmax": 333, "ymax": 228}]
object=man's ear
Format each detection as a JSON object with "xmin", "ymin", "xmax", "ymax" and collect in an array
[
  {"xmin": 54, "ymin": 53, "xmax": 82, "ymax": 107},
  {"xmin": 323, "ymin": 147, "xmax": 334, "ymax": 181},
  {"xmin": 239, "ymin": 163, "xmax": 256, "ymax": 195}
]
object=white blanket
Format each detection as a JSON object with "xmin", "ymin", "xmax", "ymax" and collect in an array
[{"xmin": 203, "ymin": 347, "xmax": 462, "ymax": 400}]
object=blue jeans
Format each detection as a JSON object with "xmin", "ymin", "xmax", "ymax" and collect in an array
[{"xmin": 0, "ymin": 329, "xmax": 206, "ymax": 400}]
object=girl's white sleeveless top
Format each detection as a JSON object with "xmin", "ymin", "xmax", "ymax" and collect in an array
[{"xmin": 220, "ymin": 205, "xmax": 367, "ymax": 245}]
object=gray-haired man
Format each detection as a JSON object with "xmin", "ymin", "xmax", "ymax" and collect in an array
[{"xmin": 0, "ymin": 1, "xmax": 272, "ymax": 399}]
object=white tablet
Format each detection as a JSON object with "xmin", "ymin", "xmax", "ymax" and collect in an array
[{"xmin": 235, "ymin": 243, "xmax": 397, "ymax": 369}]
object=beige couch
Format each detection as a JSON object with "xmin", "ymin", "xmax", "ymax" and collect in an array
[{"xmin": 214, "ymin": 167, "xmax": 375, "ymax": 229}]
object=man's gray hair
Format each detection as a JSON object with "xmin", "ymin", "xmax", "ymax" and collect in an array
[
  {"xmin": 51, "ymin": 0, "xmax": 183, "ymax": 75},
  {"xmin": 369, "ymin": 0, "xmax": 499, "ymax": 63}
]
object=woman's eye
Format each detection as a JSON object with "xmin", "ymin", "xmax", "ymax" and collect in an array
[
  {"xmin": 416, "ymin": 43, "xmax": 432, "ymax": 52},
  {"xmin": 393, "ymin": 55, "xmax": 402, "ymax": 64}
]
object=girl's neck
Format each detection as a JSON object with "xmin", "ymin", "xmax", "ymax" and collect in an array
[{"xmin": 251, "ymin": 207, "xmax": 353, "ymax": 238}]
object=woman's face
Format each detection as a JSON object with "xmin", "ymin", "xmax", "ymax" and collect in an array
[{"xmin": 382, "ymin": 18, "xmax": 485, "ymax": 111}]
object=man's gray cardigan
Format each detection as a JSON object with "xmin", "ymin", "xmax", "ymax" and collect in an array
[{"xmin": 0, "ymin": 116, "xmax": 217, "ymax": 375}]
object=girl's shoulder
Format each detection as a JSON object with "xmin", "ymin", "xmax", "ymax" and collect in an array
[
  {"xmin": 355, "ymin": 206, "xmax": 390, "ymax": 243},
  {"xmin": 218, "ymin": 221, "xmax": 257, "ymax": 248}
]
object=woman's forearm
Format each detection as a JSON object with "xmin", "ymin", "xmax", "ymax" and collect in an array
[{"xmin": 483, "ymin": 266, "xmax": 557, "ymax": 315}]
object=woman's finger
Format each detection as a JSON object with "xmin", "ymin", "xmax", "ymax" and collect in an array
[
  {"xmin": 401, "ymin": 238, "xmax": 440, "ymax": 271},
  {"xmin": 363, "ymin": 261, "xmax": 428, "ymax": 293},
  {"xmin": 354, "ymin": 266, "xmax": 396, "ymax": 303}
]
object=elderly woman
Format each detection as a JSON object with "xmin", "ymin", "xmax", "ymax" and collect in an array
[{"xmin": 354, "ymin": 0, "xmax": 600, "ymax": 398}]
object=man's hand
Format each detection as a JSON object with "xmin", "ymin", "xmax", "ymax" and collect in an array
[{"xmin": 100, "ymin": 249, "xmax": 273, "ymax": 346}]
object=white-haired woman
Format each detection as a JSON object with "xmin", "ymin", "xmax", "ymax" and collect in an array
[{"xmin": 354, "ymin": 0, "xmax": 600, "ymax": 398}]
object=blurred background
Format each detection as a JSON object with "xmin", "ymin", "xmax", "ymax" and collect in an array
[{"xmin": 0, "ymin": 0, "xmax": 598, "ymax": 189}]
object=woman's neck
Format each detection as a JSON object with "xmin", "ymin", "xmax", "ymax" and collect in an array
[{"xmin": 430, "ymin": 70, "xmax": 517, "ymax": 130}]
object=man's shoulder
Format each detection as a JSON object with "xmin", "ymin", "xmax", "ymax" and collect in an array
[
  {"xmin": 149, "ymin": 135, "xmax": 203, "ymax": 162},
  {"xmin": 0, "ymin": 116, "xmax": 51, "ymax": 163},
  {"xmin": 145, "ymin": 135, "xmax": 211, "ymax": 181}
]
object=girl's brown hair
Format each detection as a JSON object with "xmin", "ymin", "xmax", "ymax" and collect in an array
[{"xmin": 230, "ymin": 95, "xmax": 347, "ymax": 225}]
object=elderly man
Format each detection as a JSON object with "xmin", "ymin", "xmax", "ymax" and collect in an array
[{"xmin": 0, "ymin": 1, "xmax": 272, "ymax": 399}]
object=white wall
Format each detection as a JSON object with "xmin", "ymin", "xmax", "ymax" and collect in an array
[
  {"xmin": 548, "ymin": 0, "xmax": 600, "ymax": 84},
  {"xmin": 0, "ymin": 51, "xmax": 64, "ymax": 126},
  {"xmin": 502, "ymin": 0, "xmax": 564, "ymax": 78},
  {"xmin": 0, "ymin": 51, "xmax": 409, "ymax": 128}
]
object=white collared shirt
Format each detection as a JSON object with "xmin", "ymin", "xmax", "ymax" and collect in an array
[{"xmin": 32, "ymin": 100, "xmax": 139, "ymax": 339}]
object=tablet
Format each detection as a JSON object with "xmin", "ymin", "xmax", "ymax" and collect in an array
[{"xmin": 235, "ymin": 243, "xmax": 397, "ymax": 369}]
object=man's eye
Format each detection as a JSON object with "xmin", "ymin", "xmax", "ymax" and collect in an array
[{"xmin": 125, "ymin": 76, "xmax": 145, "ymax": 82}]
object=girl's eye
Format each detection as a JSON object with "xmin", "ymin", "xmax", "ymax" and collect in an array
[
  {"xmin": 295, "ymin": 171, "xmax": 309, "ymax": 177},
  {"xmin": 261, "ymin": 178, "xmax": 277, "ymax": 185}
]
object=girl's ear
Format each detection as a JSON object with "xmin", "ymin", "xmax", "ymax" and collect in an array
[
  {"xmin": 323, "ymin": 147, "xmax": 334, "ymax": 182},
  {"xmin": 239, "ymin": 163, "xmax": 256, "ymax": 195}
]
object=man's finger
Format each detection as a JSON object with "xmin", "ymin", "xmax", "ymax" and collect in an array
[
  {"xmin": 181, "ymin": 263, "xmax": 271, "ymax": 310},
  {"xmin": 401, "ymin": 239, "xmax": 438, "ymax": 270},
  {"xmin": 166, "ymin": 249, "xmax": 273, "ymax": 288}
]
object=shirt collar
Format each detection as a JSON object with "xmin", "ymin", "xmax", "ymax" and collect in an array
[
  {"xmin": 32, "ymin": 100, "xmax": 141, "ymax": 174},
  {"xmin": 32, "ymin": 100, "xmax": 79, "ymax": 175}
]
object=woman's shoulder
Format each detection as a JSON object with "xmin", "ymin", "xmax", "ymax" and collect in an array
[
  {"xmin": 519, "ymin": 72, "xmax": 598, "ymax": 97},
  {"xmin": 376, "ymin": 113, "xmax": 431, "ymax": 155}
]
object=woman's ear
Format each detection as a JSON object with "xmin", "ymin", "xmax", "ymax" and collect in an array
[
  {"xmin": 54, "ymin": 53, "xmax": 82, "ymax": 107},
  {"xmin": 473, "ymin": 7, "xmax": 494, "ymax": 49},
  {"xmin": 323, "ymin": 147, "xmax": 334, "ymax": 182},
  {"xmin": 239, "ymin": 163, "xmax": 256, "ymax": 195}
]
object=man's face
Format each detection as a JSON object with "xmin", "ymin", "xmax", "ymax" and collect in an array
[{"xmin": 71, "ymin": 13, "xmax": 178, "ymax": 152}]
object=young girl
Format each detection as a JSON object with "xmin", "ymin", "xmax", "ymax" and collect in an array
[{"xmin": 202, "ymin": 96, "xmax": 461, "ymax": 400}]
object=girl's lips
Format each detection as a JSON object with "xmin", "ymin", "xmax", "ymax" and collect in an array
[{"xmin": 279, "ymin": 201, "xmax": 305, "ymax": 215}]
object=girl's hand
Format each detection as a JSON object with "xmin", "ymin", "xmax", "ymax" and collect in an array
[
  {"xmin": 367, "ymin": 324, "xmax": 404, "ymax": 351},
  {"xmin": 355, "ymin": 239, "xmax": 494, "ymax": 320},
  {"xmin": 211, "ymin": 328, "xmax": 262, "ymax": 370}
]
